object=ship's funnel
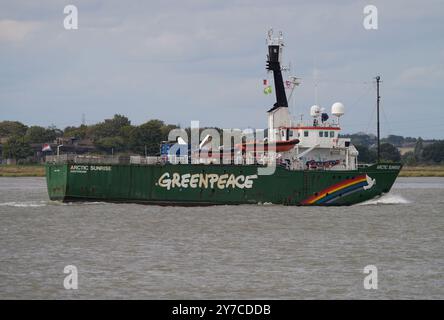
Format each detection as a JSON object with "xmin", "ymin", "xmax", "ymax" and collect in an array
[{"xmin": 266, "ymin": 29, "xmax": 288, "ymax": 112}]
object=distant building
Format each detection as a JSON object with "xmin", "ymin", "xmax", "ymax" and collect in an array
[{"xmin": 398, "ymin": 147, "xmax": 414, "ymax": 155}]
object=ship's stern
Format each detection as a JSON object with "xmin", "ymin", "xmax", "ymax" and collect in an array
[{"xmin": 45, "ymin": 163, "xmax": 68, "ymax": 201}]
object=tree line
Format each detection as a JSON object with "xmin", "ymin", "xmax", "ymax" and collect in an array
[
  {"xmin": 0, "ymin": 115, "xmax": 179, "ymax": 161},
  {"xmin": 1, "ymin": 117, "xmax": 443, "ymax": 165},
  {"xmin": 341, "ymin": 133, "xmax": 444, "ymax": 165}
]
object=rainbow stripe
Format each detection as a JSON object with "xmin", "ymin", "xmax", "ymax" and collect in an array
[{"xmin": 301, "ymin": 174, "xmax": 368, "ymax": 205}]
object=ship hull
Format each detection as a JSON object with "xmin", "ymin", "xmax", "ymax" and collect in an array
[{"xmin": 45, "ymin": 163, "xmax": 401, "ymax": 206}]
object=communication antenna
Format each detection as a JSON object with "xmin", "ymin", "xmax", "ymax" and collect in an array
[
  {"xmin": 375, "ymin": 75, "xmax": 381, "ymax": 162},
  {"xmin": 313, "ymin": 57, "xmax": 319, "ymax": 105},
  {"xmin": 287, "ymin": 76, "xmax": 301, "ymax": 101},
  {"xmin": 287, "ymin": 75, "xmax": 301, "ymax": 120}
]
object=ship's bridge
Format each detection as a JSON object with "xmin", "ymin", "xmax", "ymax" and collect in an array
[
  {"xmin": 277, "ymin": 123, "xmax": 351, "ymax": 149},
  {"xmin": 274, "ymin": 116, "xmax": 357, "ymax": 171}
]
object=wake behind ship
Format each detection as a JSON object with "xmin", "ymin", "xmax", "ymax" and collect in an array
[{"xmin": 45, "ymin": 30, "xmax": 402, "ymax": 206}]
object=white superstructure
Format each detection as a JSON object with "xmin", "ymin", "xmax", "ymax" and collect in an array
[{"xmin": 265, "ymin": 30, "xmax": 358, "ymax": 171}]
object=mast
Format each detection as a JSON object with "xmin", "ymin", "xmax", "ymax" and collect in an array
[
  {"xmin": 376, "ymin": 75, "xmax": 381, "ymax": 162},
  {"xmin": 266, "ymin": 29, "xmax": 288, "ymax": 111}
]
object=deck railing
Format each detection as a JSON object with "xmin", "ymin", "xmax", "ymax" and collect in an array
[
  {"xmin": 45, "ymin": 154, "xmax": 128, "ymax": 164},
  {"xmin": 45, "ymin": 154, "xmax": 359, "ymax": 171},
  {"xmin": 45, "ymin": 154, "xmax": 280, "ymax": 166}
]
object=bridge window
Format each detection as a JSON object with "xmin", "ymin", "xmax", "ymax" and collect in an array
[
  {"xmin": 319, "ymin": 131, "xmax": 323, "ymax": 137},
  {"xmin": 330, "ymin": 131, "xmax": 335, "ymax": 137},
  {"xmin": 304, "ymin": 131, "xmax": 309, "ymax": 137},
  {"xmin": 324, "ymin": 131, "xmax": 328, "ymax": 137}
]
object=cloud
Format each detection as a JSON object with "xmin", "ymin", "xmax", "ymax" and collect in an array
[
  {"xmin": 394, "ymin": 65, "xmax": 444, "ymax": 88},
  {"xmin": 0, "ymin": 19, "xmax": 41, "ymax": 42},
  {"xmin": 0, "ymin": 0, "xmax": 443, "ymax": 138}
]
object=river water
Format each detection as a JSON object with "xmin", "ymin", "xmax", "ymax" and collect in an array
[{"xmin": 0, "ymin": 177, "xmax": 442, "ymax": 299}]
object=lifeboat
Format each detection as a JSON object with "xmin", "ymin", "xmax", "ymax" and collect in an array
[{"xmin": 237, "ymin": 138, "xmax": 299, "ymax": 152}]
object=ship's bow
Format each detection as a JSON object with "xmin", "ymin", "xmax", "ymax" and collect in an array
[{"xmin": 357, "ymin": 162, "xmax": 402, "ymax": 202}]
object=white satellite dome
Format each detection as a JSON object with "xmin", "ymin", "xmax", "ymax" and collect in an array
[
  {"xmin": 331, "ymin": 102, "xmax": 345, "ymax": 117},
  {"xmin": 310, "ymin": 105, "xmax": 321, "ymax": 117}
]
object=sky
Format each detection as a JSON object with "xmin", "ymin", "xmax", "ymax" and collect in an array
[{"xmin": 1, "ymin": 0, "xmax": 443, "ymax": 138}]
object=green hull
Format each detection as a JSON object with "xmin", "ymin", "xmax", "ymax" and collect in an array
[{"xmin": 45, "ymin": 162, "xmax": 401, "ymax": 206}]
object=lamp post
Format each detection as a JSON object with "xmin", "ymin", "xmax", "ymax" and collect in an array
[{"xmin": 57, "ymin": 144, "xmax": 63, "ymax": 157}]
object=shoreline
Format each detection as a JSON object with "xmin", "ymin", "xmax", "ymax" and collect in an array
[
  {"xmin": 1, "ymin": 164, "xmax": 444, "ymax": 177},
  {"xmin": 0, "ymin": 165, "xmax": 45, "ymax": 177},
  {"xmin": 398, "ymin": 166, "xmax": 444, "ymax": 177}
]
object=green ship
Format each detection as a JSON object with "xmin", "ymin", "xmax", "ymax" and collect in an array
[{"xmin": 45, "ymin": 29, "xmax": 401, "ymax": 206}]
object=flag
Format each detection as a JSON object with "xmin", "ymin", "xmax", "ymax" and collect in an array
[
  {"xmin": 285, "ymin": 80, "xmax": 291, "ymax": 89},
  {"xmin": 263, "ymin": 86, "xmax": 272, "ymax": 95},
  {"xmin": 42, "ymin": 143, "xmax": 52, "ymax": 152}
]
